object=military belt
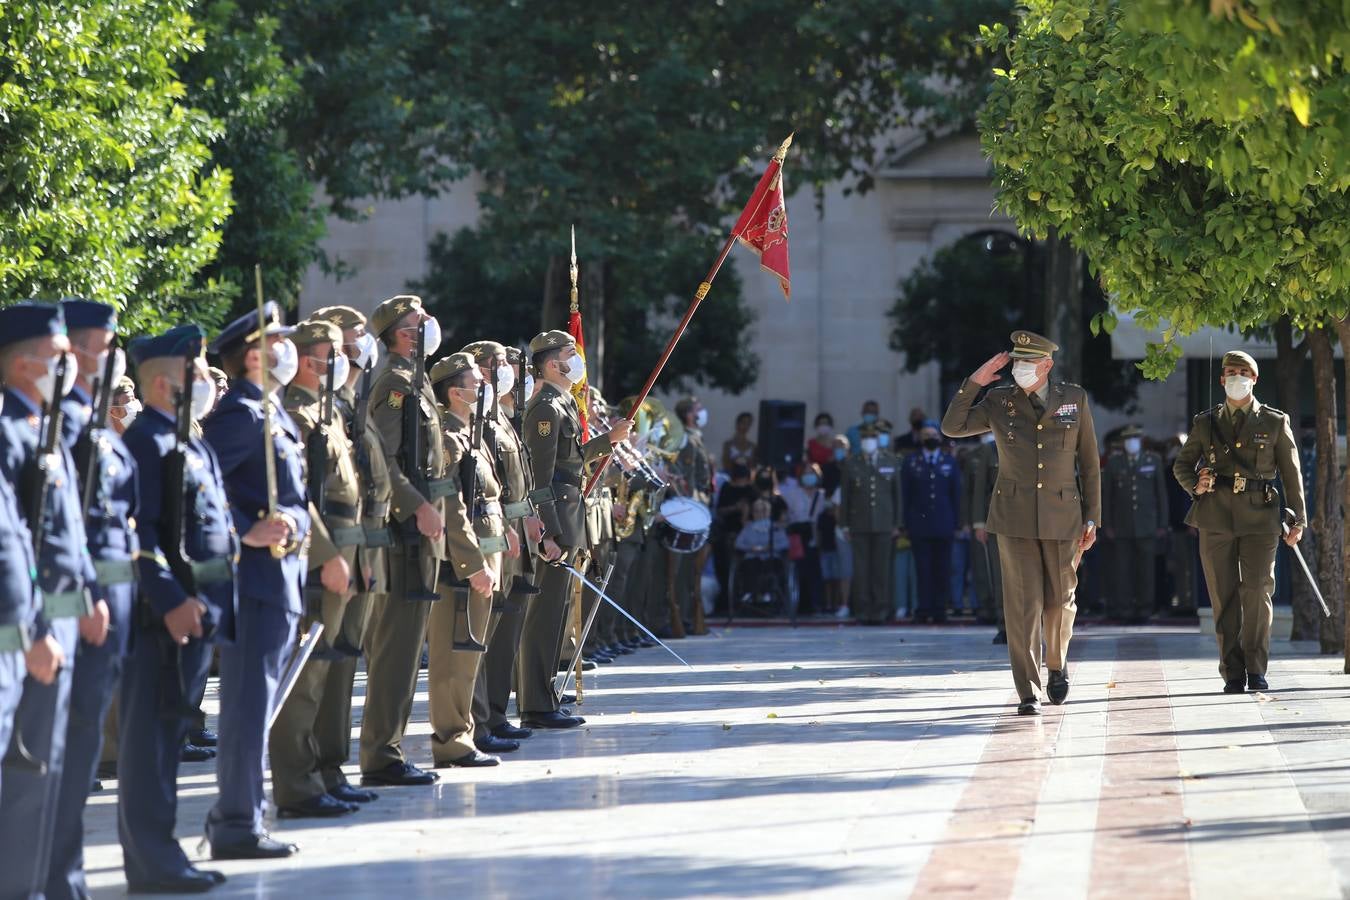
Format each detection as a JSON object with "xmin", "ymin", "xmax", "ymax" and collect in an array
[
  {"xmin": 191, "ymin": 557, "xmax": 233, "ymax": 586},
  {"xmin": 364, "ymin": 500, "xmax": 390, "ymax": 520},
  {"xmin": 93, "ymin": 558, "xmax": 136, "ymax": 586},
  {"xmin": 330, "ymin": 525, "xmax": 367, "ymax": 548},
  {"xmin": 44, "ymin": 589, "xmax": 92, "ymax": 619},
  {"xmin": 363, "ymin": 525, "xmax": 394, "ymax": 548},
  {"xmin": 477, "ymin": 534, "xmax": 509, "ymax": 555},
  {"xmin": 503, "ymin": 500, "xmax": 533, "ymax": 521},
  {"xmin": 427, "ymin": 477, "xmax": 457, "ymax": 501},
  {"xmin": 1214, "ymin": 474, "xmax": 1271, "ymax": 493},
  {"xmin": 527, "ymin": 486, "xmax": 555, "ymax": 505},
  {"xmin": 325, "ymin": 500, "xmax": 360, "ymax": 520},
  {"xmin": 0, "ymin": 622, "xmax": 30, "ymax": 653},
  {"xmin": 552, "ymin": 470, "xmax": 582, "ymax": 488}
]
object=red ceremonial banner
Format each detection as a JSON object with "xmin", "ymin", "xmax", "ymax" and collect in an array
[
  {"xmin": 731, "ymin": 156, "xmax": 791, "ymax": 300},
  {"xmin": 567, "ymin": 307, "xmax": 589, "ymax": 434}
]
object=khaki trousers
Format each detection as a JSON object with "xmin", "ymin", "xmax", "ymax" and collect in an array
[
  {"xmin": 850, "ymin": 532, "xmax": 894, "ymax": 623},
  {"xmin": 268, "ymin": 655, "xmax": 333, "ymax": 807},
  {"xmin": 997, "ymin": 535, "xmax": 1078, "ymax": 700},
  {"xmin": 315, "ymin": 589, "xmax": 380, "ymax": 789},
  {"xmin": 427, "ymin": 579, "xmax": 494, "ymax": 762},
  {"xmin": 1198, "ymin": 530, "xmax": 1277, "ymax": 681},
  {"xmin": 518, "ymin": 548, "xmax": 579, "ymax": 714}
]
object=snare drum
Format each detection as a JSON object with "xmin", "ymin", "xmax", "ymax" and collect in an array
[{"xmin": 657, "ymin": 496, "xmax": 712, "ymax": 553}]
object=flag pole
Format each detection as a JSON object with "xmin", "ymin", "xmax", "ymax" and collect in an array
[{"xmin": 582, "ymin": 133, "xmax": 792, "ymax": 498}]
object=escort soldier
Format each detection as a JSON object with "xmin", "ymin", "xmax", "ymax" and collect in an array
[
  {"xmin": 203, "ymin": 301, "xmax": 311, "ymax": 859},
  {"xmin": 118, "ymin": 325, "xmax": 235, "ymax": 892},
  {"xmin": 520, "ymin": 329, "xmax": 627, "ymax": 729},
  {"xmin": 308, "ymin": 305, "xmax": 387, "ymax": 806},
  {"xmin": 1172, "ymin": 351, "xmax": 1305, "ymax": 693},
  {"xmin": 900, "ymin": 420, "xmax": 961, "ymax": 624},
  {"xmin": 838, "ymin": 423, "xmax": 903, "ymax": 626},
  {"xmin": 942, "ymin": 330, "xmax": 1101, "ymax": 716},
  {"xmin": 0, "ymin": 302, "xmax": 95, "ymax": 898},
  {"xmin": 358, "ymin": 295, "xmax": 448, "ymax": 787},
  {"xmin": 426, "ymin": 352, "xmax": 515, "ymax": 767},
  {"xmin": 270, "ymin": 319, "xmax": 365, "ymax": 819},
  {"xmin": 462, "ymin": 341, "xmax": 545, "ymax": 752},
  {"xmin": 47, "ymin": 299, "xmax": 141, "ymax": 900},
  {"xmin": 1102, "ymin": 425, "xmax": 1168, "ymax": 624},
  {"xmin": 668, "ymin": 396, "xmax": 713, "ymax": 637},
  {"xmin": 963, "ymin": 431, "xmax": 1005, "ymax": 642}
]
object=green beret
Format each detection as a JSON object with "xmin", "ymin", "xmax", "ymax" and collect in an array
[
  {"xmin": 291, "ymin": 318, "xmax": 344, "ymax": 348},
  {"xmin": 310, "ymin": 305, "xmax": 367, "ymax": 331},
  {"xmin": 529, "ymin": 329, "xmax": 574, "ymax": 355},
  {"xmin": 1221, "ymin": 350, "xmax": 1259, "ymax": 377},
  {"xmin": 1010, "ymin": 329, "xmax": 1058, "ymax": 359},
  {"xmin": 461, "ymin": 340, "xmax": 506, "ymax": 364},
  {"xmin": 371, "ymin": 294, "xmax": 422, "ymax": 337},
  {"xmin": 429, "ymin": 351, "xmax": 477, "ymax": 386}
]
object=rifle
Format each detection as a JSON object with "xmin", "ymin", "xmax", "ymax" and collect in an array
[
  {"xmin": 449, "ymin": 381, "xmax": 489, "ymax": 652},
  {"xmin": 22, "ymin": 354, "xmax": 70, "ymax": 560},
  {"xmin": 306, "ymin": 346, "xmax": 336, "ymax": 518},
  {"xmin": 398, "ymin": 320, "xmax": 438, "ymax": 601},
  {"xmin": 75, "ymin": 343, "xmax": 118, "ymax": 514}
]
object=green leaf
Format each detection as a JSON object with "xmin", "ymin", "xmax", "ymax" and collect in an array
[{"xmin": 1288, "ymin": 85, "xmax": 1311, "ymax": 126}]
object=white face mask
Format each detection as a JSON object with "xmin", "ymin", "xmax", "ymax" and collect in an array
[
  {"xmin": 562, "ymin": 354, "xmax": 586, "ymax": 384},
  {"xmin": 1123, "ymin": 437, "xmax": 1142, "ymax": 455},
  {"xmin": 495, "ymin": 363, "xmax": 515, "ymax": 397},
  {"xmin": 860, "ymin": 437, "xmax": 879, "ymax": 455},
  {"xmin": 695, "ymin": 408, "xmax": 708, "ymax": 428},
  {"xmin": 1224, "ymin": 374, "xmax": 1254, "ymax": 401},
  {"xmin": 118, "ymin": 399, "xmax": 141, "ymax": 428},
  {"xmin": 479, "ymin": 383, "xmax": 494, "ymax": 409},
  {"xmin": 268, "ymin": 339, "xmax": 299, "ymax": 386},
  {"xmin": 1012, "ymin": 360, "xmax": 1041, "ymax": 390},
  {"xmin": 190, "ymin": 378, "xmax": 216, "ymax": 421},
  {"xmin": 523, "ymin": 373, "xmax": 535, "ymax": 399},
  {"xmin": 33, "ymin": 352, "xmax": 77, "ymax": 400},
  {"xmin": 355, "ymin": 332, "xmax": 379, "ymax": 371},
  {"xmin": 328, "ymin": 351, "xmax": 350, "ymax": 389},
  {"xmin": 422, "ymin": 316, "xmax": 442, "ymax": 355}
]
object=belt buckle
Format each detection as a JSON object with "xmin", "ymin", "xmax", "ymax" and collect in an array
[{"xmin": 1233, "ymin": 474, "xmax": 1247, "ymax": 493}]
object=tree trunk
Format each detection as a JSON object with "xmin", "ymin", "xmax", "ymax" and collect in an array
[
  {"xmin": 1308, "ymin": 326, "xmax": 1343, "ymax": 655},
  {"xmin": 541, "ymin": 255, "xmax": 567, "ymax": 333},
  {"xmin": 1332, "ymin": 317, "xmax": 1350, "ymax": 669},
  {"xmin": 1275, "ymin": 317, "xmax": 1318, "ymax": 639},
  {"xmin": 1044, "ymin": 228, "xmax": 1083, "ymax": 385}
]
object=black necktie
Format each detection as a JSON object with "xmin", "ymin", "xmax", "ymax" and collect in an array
[{"xmin": 1029, "ymin": 393, "xmax": 1044, "ymax": 416}]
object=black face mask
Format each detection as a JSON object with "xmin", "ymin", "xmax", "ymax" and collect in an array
[
  {"xmin": 755, "ymin": 478, "xmax": 773, "ymax": 492},
  {"xmin": 911, "ymin": 418, "xmax": 925, "ymax": 430},
  {"xmin": 922, "ymin": 437, "xmax": 941, "ymax": 451}
]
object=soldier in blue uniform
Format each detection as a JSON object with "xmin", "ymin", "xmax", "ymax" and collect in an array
[
  {"xmin": 118, "ymin": 325, "xmax": 234, "ymax": 893},
  {"xmin": 202, "ymin": 302, "xmax": 310, "ymax": 859},
  {"xmin": 44, "ymin": 298, "xmax": 142, "ymax": 899},
  {"xmin": 901, "ymin": 421, "xmax": 962, "ymax": 623},
  {"xmin": 0, "ymin": 301, "xmax": 96, "ymax": 898}
]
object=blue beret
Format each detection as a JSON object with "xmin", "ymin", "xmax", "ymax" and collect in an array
[
  {"xmin": 128, "ymin": 324, "xmax": 205, "ymax": 365},
  {"xmin": 0, "ymin": 301, "xmax": 66, "ymax": 351},
  {"xmin": 60, "ymin": 298, "xmax": 117, "ymax": 332},
  {"xmin": 208, "ymin": 300, "xmax": 296, "ymax": 356}
]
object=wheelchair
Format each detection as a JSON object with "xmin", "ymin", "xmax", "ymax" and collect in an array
[{"xmin": 725, "ymin": 548, "xmax": 798, "ymax": 624}]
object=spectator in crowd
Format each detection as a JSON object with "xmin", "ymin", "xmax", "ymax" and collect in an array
[
  {"xmin": 845, "ymin": 400, "xmax": 881, "ymax": 456},
  {"xmin": 108, "ymin": 375, "xmax": 140, "ymax": 434},
  {"xmin": 714, "ymin": 463, "xmax": 757, "ymax": 602},
  {"xmin": 894, "ymin": 406, "xmax": 928, "ymax": 455},
  {"xmin": 1102, "ymin": 424, "xmax": 1168, "ymax": 623},
  {"xmin": 753, "ymin": 467, "xmax": 789, "ymax": 522},
  {"xmin": 734, "ymin": 498, "xmax": 789, "ymax": 604},
  {"xmin": 722, "ymin": 411, "xmax": 757, "ymax": 473},
  {"xmin": 902, "ymin": 421, "xmax": 962, "ymax": 623},
  {"xmin": 782, "ymin": 462, "xmax": 828, "ymax": 614},
  {"xmin": 806, "ymin": 413, "xmax": 835, "ymax": 467},
  {"xmin": 823, "ymin": 433, "xmax": 849, "ymax": 495},
  {"xmin": 876, "ymin": 418, "xmax": 895, "ymax": 454}
]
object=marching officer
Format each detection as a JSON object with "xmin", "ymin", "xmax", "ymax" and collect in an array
[
  {"xmin": 838, "ymin": 423, "xmax": 903, "ymax": 626},
  {"xmin": 900, "ymin": 420, "xmax": 961, "ymax": 624},
  {"xmin": 0, "ymin": 302, "xmax": 95, "ymax": 898},
  {"xmin": 1172, "ymin": 351, "xmax": 1305, "ymax": 693},
  {"xmin": 47, "ymin": 298, "xmax": 141, "ymax": 899},
  {"xmin": 963, "ymin": 431, "xmax": 1005, "ymax": 641},
  {"xmin": 942, "ymin": 330, "xmax": 1101, "ymax": 716},
  {"xmin": 203, "ymin": 301, "xmax": 310, "ymax": 859},
  {"xmin": 270, "ymin": 319, "xmax": 363, "ymax": 819},
  {"xmin": 358, "ymin": 295, "xmax": 448, "ymax": 787},
  {"xmin": 1102, "ymin": 424, "xmax": 1168, "ymax": 623},
  {"xmin": 118, "ymin": 325, "xmax": 235, "ymax": 892},
  {"xmin": 520, "ymin": 330, "xmax": 626, "ymax": 729},
  {"xmin": 308, "ymin": 305, "xmax": 387, "ymax": 806}
]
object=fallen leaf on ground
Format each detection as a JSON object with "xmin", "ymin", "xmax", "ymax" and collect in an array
[
  {"xmin": 722, "ymin": 724, "xmax": 732, "ymax": 731},
  {"xmin": 791, "ymin": 665, "xmax": 802, "ymax": 670},
  {"xmin": 1106, "ymin": 681, "xmax": 1117, "ymax": 689},
  {"xmin": 1182, "ymin": 818, "xmax": 1193, "ymax": 829},
  {"xmin": 767, "ymin": 712, "xmax": 779, "ymax": 719}
]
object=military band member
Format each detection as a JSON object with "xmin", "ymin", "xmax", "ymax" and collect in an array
[
  {"xmin": 1102, "ymin": 424, "xmax": 1168, "ymax": 623},
  {"xmin": 270, "ymin": 319, "xmax": 363, "ymax": 819},
  {"xmin": 1172, "ymin": 351, "xmax": 1305, "ymax": 693},
  {"xmin": 118, "ymin": 325, "xmax": 235, "ymax": 892},
  {"xmin": 0, "ymin": 302, "xmax": 96, "ymax": 898},
  {"xmin": 668, "ymin": 396, "xmax": 713, "ymax": 637},
  {"xmin": 962, "ymin": 431, "xmax": 1005, "ymax": 641},
  {"xmin": 47, "ymin": 299, "xmax": 141, "ymax": 900},
  {"xmin": 942, "ymin": 330, "xmax": 1101, "ymax": 716},
  {"xmin": 358, "ymin": 295, "xmax": 448, "ymax": 787},
  {"xmin": 838, "ymin": 424, "xmax": 902, "ymax": 626},
  {"xmin": 203, "ymin": 302, "xmax": 310, "ymax": 859},
  {"xmin": 519, "ymin": 330, "xmax": 626, "ymax": 728}
]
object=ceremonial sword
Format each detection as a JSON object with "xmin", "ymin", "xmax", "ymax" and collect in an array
[
  {"xmin": 551, "ymin": 561, "xmax": 692, "ymax": 670},
  {"xmin": 268, "ymin": 622, "xmax": 325, "ymax": 730},
  {"xmin": 556, "ymin": 559, "xmax": 615, "ymax": 701},
  {"xmin": 1283, "ymin": 509, "xmax": 1330, "ymax": 618}
]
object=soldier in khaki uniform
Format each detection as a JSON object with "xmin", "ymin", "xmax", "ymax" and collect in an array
[
  {"xmin": 425, "ymin": 352, "xmax": 513, "ymax": 767},
  {"xmin": 1102, "ymin": 424, "xmax": 1168, "ymax": 623},
  {"xmin": 838, "ymin": 424, "xmax": 903, "ymax": 625},
  {"xmin": 1173, "ymin": 350, "xmax": 1305, "ymax": 693},
  {"xmin": 519, "ymin": 330, "xmax": 627, "ymax": 728},
  {"xmin": 358, "ymin": 295, "xmax": 448, "ymax": 787},
  {"xmin": 962, "ymin": 433, "xmax": 1005, "ymax": 641},
  {"xmin": 308, "ymin": 305, "xmax": 389, "ymax": 805},
  {"xmin": 269, "ymin": 319, "xmax": 363, "ymax": 818},
  {"xmin": 668, "ymin": 396, "xmax": 713, "ymax": 636},
  {"xmin": 942, "ymin": 330, "xmax": 1101, "ymax": 715}
]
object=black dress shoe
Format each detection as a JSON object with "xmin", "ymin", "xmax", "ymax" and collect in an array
[
  {"xmin": 608, "ymin": 643, "xmax": 634, "ymax": 655},
  {"xmin": 992, "ymin": 629, "xmax": 1007, "ymax": 645},
  {"xmin": 475, "ymin": 734, "xmax": 520, "ymax": 753},
  {"xmin": 329, "ymin": 783, "xmax": 378, "ymax": 803},
  {"xmin": 195, "ymin": 868, "xmax": 227, "ymax": 885},
  {"xmin": 1247, "ymin": 674, "xmax": 1269, "ymax": 691},
  {"xmin": 278, "ymin": 793, "xmax": 358, "ymax": 819},
  {"xmin": 1223, "ymin": 679, "xmax": 1247, "ymax": 694},
  {"xmin": 492, "ymin": 723, "xmax": 533, "ymax": 740},
  {"xmin": 558, "ymin": 693, "xmax": 576, "ymax": 704},
  {"xmin": 90, "ymin": 779, "xmax": 103, "ymax": 792},
  {"xmin": 127, "ymin": 869, "xmax": 219, "ymax": 894},
  {"xmin": 360, "ymin": 761, "xmax": 440, "ymax": 787},
  {"xmin": 1017, "ymin": 697, "xmax": 1041, "ymax": 716},
  {"xmin": 591, "ymin": 652, "xmax": 615, "ymax": 664},
  {"xmin": 558, "ymin": 707, "xmax": 586, "ymax": 722},
  {"xmin": 181, "ymin": 743, "xmax": 215, "ymax": 762},
  {"xmin": 188, "ymin": 727, "xmax": 219, "ymax": 747},
  {"xmin": 558, "ymin": 658, "xmax": 598, "ymax": 673},
  {"xmin": 97, "ymin": 760, "xmax": 118, "ymax": 780},
  {"xmin": 437, "ymin": 749, "xmax": 500, "ymax": 768},
  {"xmin": 521, "ymin": 710, "xmax": 584, "ymax": 729},
  {"xmin": 1047, "ymin": 670, "xmax": 1070, "ymax": 705},
  {"xmin": 638, "ymin": 638, "xmax": 657, "ymax": 648},
  {"xmin": 210, "ymin": 834, "xmax": 298, "ymax": 860}
]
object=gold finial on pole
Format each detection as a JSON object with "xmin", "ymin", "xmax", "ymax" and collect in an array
[
  {"xmin": 773, "ymin": 133, "xmax": 794, "ymax": 163},
  {"xmin": 569, "ymin": 225, "xmax": 580, "ymax": 313}
]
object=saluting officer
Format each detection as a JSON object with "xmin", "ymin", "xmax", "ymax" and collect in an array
[
  {"xmin": 202, "ymin": 301, "xmax": 310, "ymax": 859},
  {"xmin": 47, "ymin": 298, "xmax": 141, "ymax": 900},
  {"xmin": 307, "ymin": 305, "xmax": 387, "ymax": 806},
  {"xmin": 1102, "ymin": 424, "xmax": 1168, "ymax": 624},
  {"xmin": 838, "ymin": 423, "xmax": 903, "ymax": 626},
  {"xmin": 962, "ymin": 431, "xmax": 1005, "ymax": 641},
  {"xmin": 270, "ymin": 319, "xmax": 362, "ymax": 819},
  {"xmin": 520, "ymin": 330, "xmax": 626, "ymax": 729},
  {"xmin": 118, "ymin": 325, "xmax": 235, "ymax": 893},
  {"xmin": 0, "ymin": 302, "xmax": 96, "ymax": 898},
  {"xmin": 358, "ymin": 295, "xmax": 448, "ymax": 788},
  {"xmin": 1172, "ymin": 350, "xmax": 1305, "ymax": 693},
  {"xmin": 942, "ymin": 330, "xmax": 1101, "ymax": 716}
]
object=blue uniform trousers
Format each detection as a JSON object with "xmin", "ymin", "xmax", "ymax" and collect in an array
[
  {"xmin": 116, "ymin": 626, "xmax": 213, "ymax": 885},
  {"xmin": 912, "ymin": 537, "xmax": 953, "ymax": 619},
  {"xmin": 206, "ymin": 597, "xmax": 296, "ymax": 848},
  {"xmin": 0, "ymin": 650, "xmax": 25, "ymax": 806},
  {"xmin": 0, "ymin": 618, "xmax": 77, "ymax": 899}
]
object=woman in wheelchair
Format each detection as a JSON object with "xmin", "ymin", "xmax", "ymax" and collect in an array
[{"xmin": 733, "ymin": 498, "xmax": 789, "ymax": 604}]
